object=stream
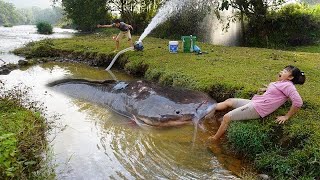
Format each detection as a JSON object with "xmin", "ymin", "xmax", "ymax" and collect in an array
[{"xmin": 0, "ymin": 25, "xmax": 242, "ymax": 179}]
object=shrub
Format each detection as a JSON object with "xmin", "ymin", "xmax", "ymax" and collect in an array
[
  {"xmin": 3, "ymin": 23, "xmax": 13, "ymax": 27},
  {"xmin": 246, "ymin": 3, "xmax": 320, "ymax": 47},
  {"xmin": 36, "ymin": 22, "xmax": 53, "ymax": 35}
]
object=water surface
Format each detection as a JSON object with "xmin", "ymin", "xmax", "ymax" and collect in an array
[
  {"xmin": 0, "ymin": 25, "xmax": 76, "ymax": 65},
  {"xmin": 0, "ymin": 62, "xmax": 241, "ymax": 179}
]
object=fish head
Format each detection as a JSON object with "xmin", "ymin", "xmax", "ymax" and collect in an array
[{"xmin": 132, "ymin": 97, "xmax": 216, "ymax": 127}]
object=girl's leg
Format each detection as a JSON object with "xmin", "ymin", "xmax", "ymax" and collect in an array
[
  {"xmin": 210, "ymin": 114, "xmax": 231, "ymax": 141},
  {"xmin": 210, "ymin": 102, "xmax": 260, "ymax": 141},
  {"xmin": 206, "ymin": 98, "xmax": 251, "ymax": 118},
  {"xmin": 215, "ymin": 99, "xmax": 233, "ymax": 111}
]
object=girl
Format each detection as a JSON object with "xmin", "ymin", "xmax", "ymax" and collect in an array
[{"xmin": 208, "ymin": 65, "xmax": 306, "ymax": 141}]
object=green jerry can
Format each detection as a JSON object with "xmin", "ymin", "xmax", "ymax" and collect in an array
[{"xmin": 181, "ymin": 35, "xmax": 197, "ymax": 53}]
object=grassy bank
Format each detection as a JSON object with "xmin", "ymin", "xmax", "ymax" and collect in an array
[
  {"xmin": 0, "ymin": 82, "xmax": 54, "ymax": 179},
  {"xmin": 13, "ymin": 33, "xmax": 320, "ymax": 179}
]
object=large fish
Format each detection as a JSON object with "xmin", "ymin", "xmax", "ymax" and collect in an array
[{"xmin": 48, "ymin": 79, "xmax": 216, "ymax": 127}]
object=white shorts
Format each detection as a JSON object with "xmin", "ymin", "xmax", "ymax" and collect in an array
[
  {"xmin": 116, "ymin": 31, "xmax": 132, "ymax": 41},
  {"xmin": 225, "ymin": 98, "xmax": 261, "ymax": 121}
]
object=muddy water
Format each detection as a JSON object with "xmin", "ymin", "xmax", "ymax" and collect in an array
[
  {"xmin": 0, "ymin": 62, "xmax": 242, "ymax": 179},
  {"xmin": 0, "ymin": 25, "xmax": 76, "ymax": 65}
]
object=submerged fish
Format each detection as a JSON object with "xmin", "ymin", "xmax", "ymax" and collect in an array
[{"xmin": 48, "ymin": 79, "xmax": 216, "ymax": 127}]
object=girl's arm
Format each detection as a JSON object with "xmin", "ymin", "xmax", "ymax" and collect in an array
[
  {"xmin": 276, "ymin": 105, "xmax": 300, "ymax": 124},
  {"xmin": 277, "ymin": 84, "xmax": 303, "ymax": 124}
]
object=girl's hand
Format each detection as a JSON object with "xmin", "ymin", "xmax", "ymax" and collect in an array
[
  {"xmin": 258, "ymin": 87, "xmax": 267, "ymax": 93},
  {"xmin": 257, "ymin": 84, "xmax": 268, "ymax": 94},
  {"xmin": 276, "ymin": 116, "xmax": 289, "ymax": 124}
]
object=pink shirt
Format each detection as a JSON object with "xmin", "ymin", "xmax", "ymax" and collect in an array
[{"xmin": 252, "ymin": 81, "xmax": 303, "ymax": 118}]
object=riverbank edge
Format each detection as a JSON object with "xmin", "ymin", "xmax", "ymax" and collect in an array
[
  {"xmin": 9, "ymin": 36, "xmax": 320, "ymax": 179},
  {"xmin": 0, "ymin": 97, "xmax": 54, "ymax": 178}
]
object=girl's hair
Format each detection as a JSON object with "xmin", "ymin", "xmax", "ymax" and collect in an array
[{"xmin": 285, "ymin": 65, "xmax": 306, "ymax": 85}]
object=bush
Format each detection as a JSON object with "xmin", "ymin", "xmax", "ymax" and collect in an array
[
  {"xmin": 246, "ymin": 3, "xmax": 320, "ymax": 47},
  {"xmin": 3, "ymin": 23, "xmax": 13, "ymax": 27},
  {"xmin": 36, "ymin": 22, "xmax": 53, "ymax": 35}
]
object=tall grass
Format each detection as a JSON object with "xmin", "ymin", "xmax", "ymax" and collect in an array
[{"xmin": 0, "ymin": 80, "xmax": 55, "ymax": 179}]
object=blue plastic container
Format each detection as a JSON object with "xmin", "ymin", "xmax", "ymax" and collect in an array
[{"xmin": 169, "ymin": 41, "xmax": 179, "ymax": 53}]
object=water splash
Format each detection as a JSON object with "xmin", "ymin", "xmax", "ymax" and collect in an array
[
  {"xmin": 200, "ymin": 8, "xmax": 240, "ymax": 46},
  {"xmin": 192, "ymin": 104, "xmax": 216, "ymax": 147},
  {"xmin": 138, "ymin": 0, "xmax": 190, "ymax": 42}
]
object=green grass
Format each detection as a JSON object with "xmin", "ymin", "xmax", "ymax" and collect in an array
[
  {"xmin": 13, "ymin": 32, "xmax": 320, "ymax": 179},
  {"xmin": 0, "ymin": 84, "xmax": 54, "ymax": 179},
  {"xmin": 287, "ymin": 43, "xmax": 320, "ymax": 53}
]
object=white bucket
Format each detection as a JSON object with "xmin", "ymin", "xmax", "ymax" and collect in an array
[{"xmin": 169, "ymin": 41, "xmax": 179, "ymax": 53}]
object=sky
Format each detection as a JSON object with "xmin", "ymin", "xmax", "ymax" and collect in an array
[{"xmin": 3, "ymin": 0, "xmax": 53, "ymax": 8}]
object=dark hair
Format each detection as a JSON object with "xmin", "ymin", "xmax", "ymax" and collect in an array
[
  {"xmin": 114, "ymin": 19, "xmax": 121, "ymax": 24},
  {"xmin": 285, "ymin": 65, "xmax": 306, "ymax": 85}
]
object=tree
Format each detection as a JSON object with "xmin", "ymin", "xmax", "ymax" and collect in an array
[
  {"xmin": 54, "ymin": 0, "xmax": 108, "ymax": 32},
  {"xmin": 17, "ymin": 8, "xmax": 34, "ymax": 25},
  {"xmin": 217, "ymin": 0, "xmax": 286, "ymax": 44},
  {"xmin": 107, "ymin": 0, "xmax": 162, "ymax": 33},
  {"xmin": 0, "ymin": 0, "xmax": 22, "ymax": 25},
  {"xmin": 33, "ymin": 7, "xmax": 64, "ymax": 25}
]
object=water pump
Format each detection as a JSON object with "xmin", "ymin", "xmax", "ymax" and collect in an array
[{"xmin": 134, "ymin": 41, "xmax": 144, "ymax": 51}]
